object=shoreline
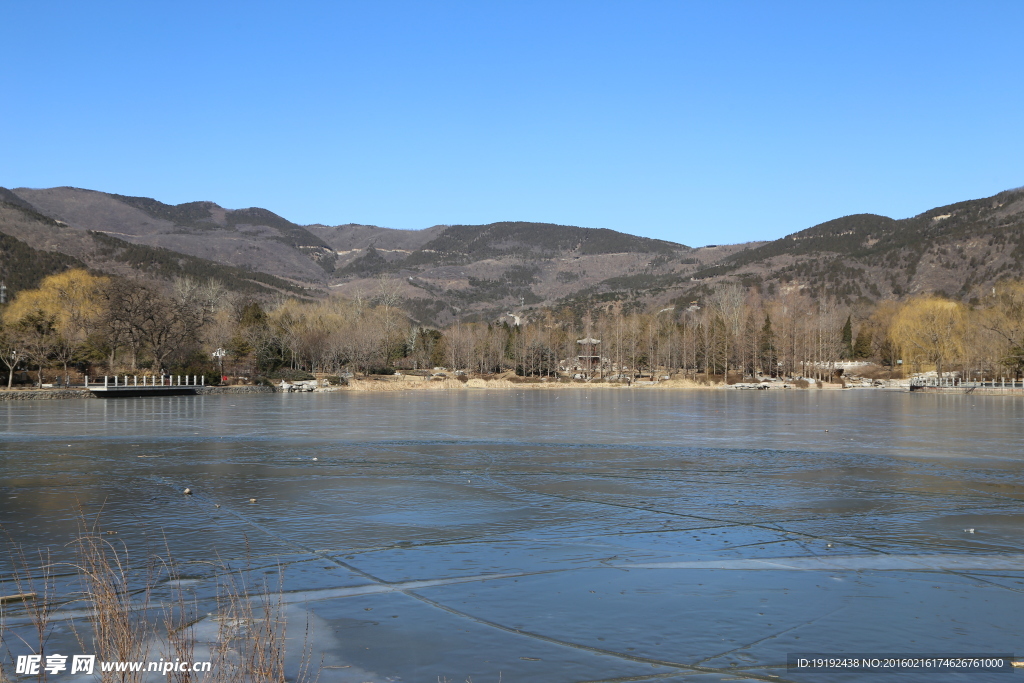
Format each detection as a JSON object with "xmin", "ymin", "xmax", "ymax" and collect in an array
[
  {"xmin": 337, "ymin": 377, "xmax": 718, "ymax": 392},
  {"xmin": 333, "ymin": 376, "xmax": 909, "ymax": 393},
  {"xmin": 0, "ymin": 385, "xmax": 275, "ymax": 401},
  {"xmin": 0, "ymin": 377, "xmax": 915, "ymax": 400}
]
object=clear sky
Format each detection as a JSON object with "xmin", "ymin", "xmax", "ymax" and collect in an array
[{"xmin": 2, "ymin": 2, "xmax": 1022, "ymax": 246}]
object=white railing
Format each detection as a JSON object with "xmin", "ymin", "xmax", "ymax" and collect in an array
[
  {"xmin": 911, "ymin": 376, "xmax": 1021, "ymax": 389},
  {"xmin": 98, "ymin": 375, "xmax": 205, "ymax": 387}
]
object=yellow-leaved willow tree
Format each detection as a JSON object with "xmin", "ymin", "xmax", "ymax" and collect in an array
[
  {"xmin": 2, "ymin": 269, "xmax": 109, "ymax": 386},
  {"xmin": 978, "ymin": 280, "xmax": 1024, "ymax": 379},
  {"xmin": 890, "ymin": 295, "xmax": 966, "ymax": 378}
]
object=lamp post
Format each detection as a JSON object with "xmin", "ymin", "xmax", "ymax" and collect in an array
[{"xmin": 213, "ymin": 348, "xmax": 226, "ymax": 382}]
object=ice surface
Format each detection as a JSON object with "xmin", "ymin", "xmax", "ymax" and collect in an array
[{"xmin": 2, "ymin": 390, "xmax": 1023, "ymax": 682}]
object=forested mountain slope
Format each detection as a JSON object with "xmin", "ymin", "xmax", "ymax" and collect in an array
[
  {"xmin": 2, "ymin": 186, "xmax": 708, "ymax": 323},
  {"xmin": 4, "ymin": 183, "xmax": 1024, "ymax": 326},
  {"xmin": 681, "ymin": 188, "xmax": 1024, "ymax": 304},
  {"xmin": 0, "ymin": 196, "xmax": 307, "ymax": 297},
  {"xmin": 10, "ymin": 187, "xmax": 337, "ymax": 283}
]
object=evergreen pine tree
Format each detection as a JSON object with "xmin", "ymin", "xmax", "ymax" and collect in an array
[
  {"xmin": 760, "ymin": 314, "xmax": 777, "ymax": 375},
  {"xmin": 853, "ymin": 327, "xmax": 873, "ymax": 359},
  {"xmin": 841, "ymin": 315, "xmax": 854, "ymax": 359}
]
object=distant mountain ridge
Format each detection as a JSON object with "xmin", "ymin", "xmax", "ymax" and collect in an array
[
  {"xmin": 10, "ymin": 187, "xmax": 338, "ymax": 282},
  {"xmin": 0, "ymin": 186, "xmax": 704, "ymax": 324},
  {"xmin": 0, "ymin": 191, "xmax": 309, "ymax": 296},
  {"xmin": 2, "ymin": 183, "xmax": 1023, "ymax": 325},
  {"xmin": 681, "ymin": 187, "xmax": 1024, "ymax": 303}
]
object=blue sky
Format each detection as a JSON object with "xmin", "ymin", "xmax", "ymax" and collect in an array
[{"xmin": 2, "ymin": 2, "xmax": 1022, "ymax": 245}]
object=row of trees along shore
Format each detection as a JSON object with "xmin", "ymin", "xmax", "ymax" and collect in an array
[{"xmin": 1, "ymin": 269, "xmax": 1023, "ymax": 388}]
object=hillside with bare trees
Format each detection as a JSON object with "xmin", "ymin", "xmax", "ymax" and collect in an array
[{"xmin": 3, "ymin": 265, "xmax": 1023, "ymax": 390}]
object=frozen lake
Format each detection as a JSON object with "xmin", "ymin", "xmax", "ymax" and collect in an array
[{"xmin": 2, "ymin": 390, "xmax": 1024, "ymax": 682}]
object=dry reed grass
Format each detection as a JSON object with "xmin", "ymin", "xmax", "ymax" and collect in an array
[
  {"xmin": 1, "ymin": 516, "xmax": 319, "ymax": 683},
  {"xmin": 1, "ymin": 543, "xmax": 58, "ymax": 683}
]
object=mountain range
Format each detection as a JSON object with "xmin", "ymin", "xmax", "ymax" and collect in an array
[{"xmin": 2, "ymin": 184, "xmax": 1023, "ymax": 324}]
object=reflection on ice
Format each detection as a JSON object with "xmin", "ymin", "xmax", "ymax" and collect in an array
[{"xmin": 171, "ymin": 605, "xmax": 390, "ymax": 683}]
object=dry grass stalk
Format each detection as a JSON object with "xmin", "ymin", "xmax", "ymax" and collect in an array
[
  {"xmin": 72, "ymin": 516, "xmax": 154, "ymax": 683},
  {"xmin": 160, "ymin": 544, "xmax": 200, "ymax": 683},
  {"xmin": 208, "ymin": 562, "xmax": 317, "ymax": 683},
  {"xmin": 1, "ymin": 541, "xmax": 58, "ymax": 683},
  {"xmin": 2, "ymin": 519, "xmax": 320, "ymax": 683}
]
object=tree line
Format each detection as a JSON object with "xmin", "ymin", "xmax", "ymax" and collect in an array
[{"xmin": 2, "ymin": 270, "xmax": 1023, "ymax": 388}]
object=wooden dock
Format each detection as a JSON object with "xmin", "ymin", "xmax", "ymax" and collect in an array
[{"xmin": 87, "ymin": 375, "xmax": 205, "ymax": 398}]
